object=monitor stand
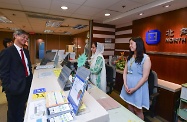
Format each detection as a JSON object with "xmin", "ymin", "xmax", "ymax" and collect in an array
[{"xmin": 64, "ymin": 80, "xmax": 72, "ymax": 91}]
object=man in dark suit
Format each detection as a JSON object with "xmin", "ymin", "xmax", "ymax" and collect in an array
[{"xmin": 0, "ymin": 29, "xmax": 33, "ymax": 122}]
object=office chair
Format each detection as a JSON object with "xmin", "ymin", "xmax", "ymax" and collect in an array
[
  {"xmin": 105, "ymin": 64, "xmax": 116, "ymax": 94},
  {"xmin": 144, "ymin": 70, "xmax": 159, "ymax": 121},
  {"xmin": 46, "ymin": 50, "xmax": 52, "ymax": 54}
]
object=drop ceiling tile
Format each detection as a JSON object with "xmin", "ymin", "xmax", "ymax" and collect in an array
[
  {"xmin": 28, "ymin": 18, "xmax": 46, "ymax": 25},
  {"xmin": 0, "ymin": 0, "xmax": 20, "ymax": 4},
  {"xmin": 30, "ymin": 23, "xmax": 45, "ymax": 27},
  {"xmin": 74, "ymin": 6, "xmax": 102, "ymax": 16},
  {"xmin": 55, "ymin": 0, "xmax": 87, "ymax": 5},
  {"xmin": 24, "ymin": 27, "xmax": 33, "ymax": 32},
  {"xmin": 23, "ymin": 6, "xmax": 49, "ymax": 14},
  {"xmin": 48, "ymin": 10, "xmax": 72, "ymax": 17},
  {"xmin": 108, "ymin": 0, "xmax": 142, "ymax": 13},
  {"xmin": 83, "ymin": 0, "xmax": 121, "ymax": 9},
  {"xmin": 0, "ymin": 2, "xmax": 22, "ymax": 10},
  {"xmin": 71, "ymin": 13, "xmax": 92, "ymax": 20},
  {"xmin": 0, "ymin": 10, "xmax": 28, "ymax": 25},
  {"xmin": 93, "ymin": 9, "xmax": 121, "ymax": 18},
  {"xmin": 2, "ymin": 23, "xmax": 19, "ymax": 28},
  {"xmin": 19, "ymin": 0, "xmax": 51, "ymax": 9},
  {"xmin": 31, "ymin": 27, "xmax": 45, "ymax": 31},
  {"xmin": 0, "ymin": 24, "xmax": 5, "ymax": 28},
  {"xmin": 131, "ymin": 0, "xmax": 157, "ymax": 4}
]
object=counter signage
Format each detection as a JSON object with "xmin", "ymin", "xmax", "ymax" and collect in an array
[{"xmin": 165, "ymin": 28, "xmax": 187, "ymax": 44}]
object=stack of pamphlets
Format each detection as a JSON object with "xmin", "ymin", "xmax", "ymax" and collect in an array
[
  {"xmin": 46, "ymin": 91, "xmax": 75, "ymax": 122},
  {"xmin": 46, "ymin": 91, "xmax": 68, "ymax": 108},
  {"xmin": 47, "ymin": 111, "xmax": 74, "ymax": 122}
]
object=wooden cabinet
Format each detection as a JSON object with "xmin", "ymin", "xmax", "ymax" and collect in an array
[
  {"xmin": 114, "ymin": 72, "xmax": 123, "ymax": 93},
  {"xmin": 156, "ymin": 87, "xmax": 180, "ymax": 122}
]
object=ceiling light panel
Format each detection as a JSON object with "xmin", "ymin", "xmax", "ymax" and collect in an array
[
  {"xmin": 46, "ymin": 20, "xmax": 63, "ymax": 27},
  {"xmin": 63, "ymin": 31, "xmax": 71, "ymax": 35},
  {"xmin": 27, "ymin": 13, "xmax": 65, "ymax": 21},
  {"xmin": 44, "ymin": 30, "xmax": 53, "ymax": 33},
  {"xmin": 84, "ymin": 0, "xmax": 121, "ymax": 9},
  {"xmin": 105, "ymin": 13, "xmax": 110, "ymax": 16},
  {"xmin": 0, "ymin": 16, "xmax": 12, "ymax": 23},
  {"xmin": 72, "ymin": 24, "xmax": 88, "ymax": 29},
  {"xmin": 9, "ymin": 27, "xmax": 20, "ymax": 31},
  {"xmin": 50, "ymin": 1, "xmax": 81, "ymax": 13},
  {"xmin": 164, "ymin": 5, "xmax": 170, "ymax": 7},
  {"xmin": 61, "ymin": 6, "xmax": 68, "ymax": 10}
]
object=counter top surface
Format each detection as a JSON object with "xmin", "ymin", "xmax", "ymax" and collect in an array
[{"xmin": 158, "ymin": 79, "xmax": 181, "ymax": 92}]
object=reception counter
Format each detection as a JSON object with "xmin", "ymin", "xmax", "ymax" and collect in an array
[
  {"xmin": 24, "ymin": 64, "xmax": 143, "ymax": 122},
  {"xmin": 87, "ymin": 84, "xmax": 144, "ymax": 122},
  {"xmin": 24, "ymin": 65, "xmax": 109, "ymax": 122}
]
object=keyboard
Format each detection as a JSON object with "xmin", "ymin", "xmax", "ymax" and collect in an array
[{"xmin": 36, "ymin": 65, "xmax": 54, "ymax": 69}]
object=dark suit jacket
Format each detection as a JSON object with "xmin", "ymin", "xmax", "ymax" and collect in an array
[{"xmin": 0, "ymin": 45, "xmax": 33, "ymax": 95}]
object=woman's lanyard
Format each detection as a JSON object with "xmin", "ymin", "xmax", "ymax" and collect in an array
[{"xmin": 128, "ymin": 57, "xmax": 135, "ymax": 74}]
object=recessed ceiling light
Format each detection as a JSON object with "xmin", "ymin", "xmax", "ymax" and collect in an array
[
  {"xmin": 63, "ymin": 31, "xmax": 71, "ymax": 35},
  {"xmin": 0, "ymin": 16, "xmax": 12, "ymax": 23},
  {"xmin": 61, "ymin": 6, "xmax": 68, "ymax": 10},
  {"xmin": 105, "ymin": 13, "xmax": 110, "ymax": 16},
  {"xmin": 44, "ymin": 30, "xmax": 53, "ymax": 33},
  {"xmin": 164, "ymin": 5, "xmax": 170, "ymax": 8},
  {"xmin": 9, "ymin": 28, "xmax": 20, "ymax": 31},
  {"xmin": 72, "ymin": 24, "xmax": 88, "ymax": 29},
  {"xmin": 139, "ymin": 13, "xmax": 143, "ymax": 16}
]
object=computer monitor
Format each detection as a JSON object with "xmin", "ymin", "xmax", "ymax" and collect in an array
[
  {"xmin": 53, "ymin": 55, "xmax": 59, "ymax": 68},
  {"xmin": 64, "ymin": 53, "xmax": 70, "ymax": 60},
  {"xmin": 61, "ymin": 53, "xmax": 70, "ymax": 66},
  {"xmin": 58, "ymin": 65, "xmax": 72, "ymax": 90},
  {"xmin": 45, "ymin": 52, "xmax": 56, "ymax": 61},
  {"xmin": 40, "ymin": 57, "xmax": 49, "ymax": 65},
  {"xmin": 40, "ymin": 52, "xmax": 56, "ymax": 65}
]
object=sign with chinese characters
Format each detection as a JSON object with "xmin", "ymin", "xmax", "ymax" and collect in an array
[
  {"xmin": 105, "ymin": 38, "xmax": 112, "ymax": 43},
  {"xmin": 104, "ymin": 43, "xmax": 115, "ymax": 49},
  {"xmin": 146, "ymin": 29, "xmax": 161, "ymax": 45},
  {"xmin": 165, "ymin": 28, "xmax": 187, "ymax": 44}
]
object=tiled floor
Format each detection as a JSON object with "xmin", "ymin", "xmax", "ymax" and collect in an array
[{"xmin": 0, "ymin": 86, "xmax": 7, "ymax": 122}]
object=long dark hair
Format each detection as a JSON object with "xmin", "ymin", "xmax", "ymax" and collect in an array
[
  {"xmin": 92, "ymin": 42, "xmax": 97, "ymax": 48},
  {"xmin": 127, "ymin": 37, "xmax": 146, "ymax": 64}
]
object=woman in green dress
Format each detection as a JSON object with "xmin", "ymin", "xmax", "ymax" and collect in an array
[{"xmin": 90, "ymin": 42, "xmax": 106, "ymax": 93}]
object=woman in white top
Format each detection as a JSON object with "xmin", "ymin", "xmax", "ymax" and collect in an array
[{"xmin": 90, "ymin": 42, "xmax": 106, "ymax": 93}]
